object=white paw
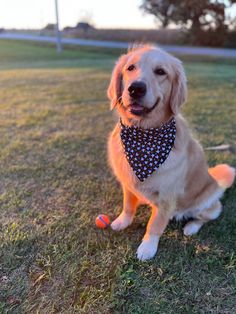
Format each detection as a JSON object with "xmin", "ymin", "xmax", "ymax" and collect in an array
[
  {"xmin": 111, "ymin": 213, "xmax": 133, "ymax": 231},
  {"xmin": 136, "ymin": 236, "xmax": 159, "ymax": 261},
  {"xmin": 183, "ymin": 221, "xmax": 203, "ymax": 236}
]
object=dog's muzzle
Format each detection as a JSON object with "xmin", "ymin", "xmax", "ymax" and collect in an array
[{"xmin": 129, "ymin": 98, "xmax": 160, "ymax": 116}]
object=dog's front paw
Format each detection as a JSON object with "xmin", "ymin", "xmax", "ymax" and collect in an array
[
  {"xmin": 136, "ymin": 236, "xmax": 159, "ymax": 261},
  {"xmin": 183, "ymin": 220, "xmax": 203, "ymax": 236},
  {"xmin": 111, "ymin": 212, "xmax": 133, "ymax": 231}
]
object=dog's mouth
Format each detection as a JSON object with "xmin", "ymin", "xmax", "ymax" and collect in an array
[{"xmin": 128, "ymin": 98, "xmax": 160, "ymax": 116}]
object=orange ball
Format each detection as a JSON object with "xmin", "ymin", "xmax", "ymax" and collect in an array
[{"xmin": 95, "ymin": 214, "xmax": 110, "ymax": 229}]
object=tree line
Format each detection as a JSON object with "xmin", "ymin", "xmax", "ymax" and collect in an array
[{"xmin": 141, "ymin": 0, "xmax": 236, "ymax": 47}]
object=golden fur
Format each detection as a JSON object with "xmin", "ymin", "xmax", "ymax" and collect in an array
[{"xmin": 107, "ymin": 45, "xmax": 235, "ymax": 260}]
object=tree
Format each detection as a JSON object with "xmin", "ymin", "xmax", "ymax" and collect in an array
[
  {"xmin": 43, "ymin": 23, "xmax": 56, "ymax": 31},
  {"xmin": 141, "ymin": 0, "xmax": 226, "ymax": 29},
  {"xmin": 140, "ymin": 0, "xmax": 177, "ymax": 28},
  {"xmin": 140, "ymin": 0, "xmax": 235, "ymax": 45}
]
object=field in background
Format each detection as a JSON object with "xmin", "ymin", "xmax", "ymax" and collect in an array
[
  {"xmin": 6, "ymin": 28, "xmax": 185, "ymax": 45},
  {"xmin": 0, "ymin": 40, "xmax": 235, "ymax": 313},
  {"xmin": 63, "ymin": 28, "xmax": 185, "ymax": 45},
  {"xmin": 4, "ymin": 27, "xmax": 236, "ymax": 47}
]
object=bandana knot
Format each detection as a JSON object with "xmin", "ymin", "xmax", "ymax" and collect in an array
[{"xmin": 120, "ymin": 118, "xmax": 176, "ymax": 182}]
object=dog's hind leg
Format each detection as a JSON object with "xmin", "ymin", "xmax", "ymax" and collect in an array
[
  {"xmin": 183, "ymin": 200, "xmax": 222, "ymax": 236},
  {"xmin": 111, "ymin": 186, "xmax": 139, "ymax": 231}
]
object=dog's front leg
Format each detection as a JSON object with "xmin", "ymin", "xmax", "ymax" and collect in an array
[
  {"xmin": 111, "ymin": 186, "xmax": 139, "ymax": 231},
  {"xmin": 137, "ymin": 204, "xmax": 170, "ymax": 261}
]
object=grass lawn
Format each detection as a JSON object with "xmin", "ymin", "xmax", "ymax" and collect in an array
[{"xmin": 0, "ymin": 40, "xmax": 235, "ymax": 313}]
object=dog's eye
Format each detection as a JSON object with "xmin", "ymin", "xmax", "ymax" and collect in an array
[
  {"xmin": 154, "ymin": 68, "xmax": 166, "ymax": 76},
  {"xmin": 127, "ymin": 64, "xmax": 135, "ymax": 71}
]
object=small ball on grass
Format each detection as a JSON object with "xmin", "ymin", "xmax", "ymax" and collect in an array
[{"xmin": 95, "ymin": 214, "xmax": 110, "ymax": 229}]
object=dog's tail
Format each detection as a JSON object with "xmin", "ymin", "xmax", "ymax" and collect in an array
[{"xmin": 208, "ymin": 164, "xmax": 235, "ymax": 189}]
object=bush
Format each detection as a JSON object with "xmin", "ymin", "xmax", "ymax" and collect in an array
[
  {"xmin": 224, "ymin": 31, "xmax": 236, "ymax": 48},
  {"xmin": 185, "ymin": 27, "xmax": 227, "ymax": 47}
]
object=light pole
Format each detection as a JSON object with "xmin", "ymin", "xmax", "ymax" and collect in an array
[{"xmin": 55, "ymin": 0, "xmax": 62, "ymax": 53}]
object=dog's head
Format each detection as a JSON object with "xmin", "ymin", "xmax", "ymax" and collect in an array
[{"xmin": 107, "ymin": 45, "xmax": 187, "ymax": 127}]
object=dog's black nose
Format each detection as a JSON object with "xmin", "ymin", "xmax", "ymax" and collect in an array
[{"xmin": 128, "ymin": 81, "xmax": 147, "ymax": 98}]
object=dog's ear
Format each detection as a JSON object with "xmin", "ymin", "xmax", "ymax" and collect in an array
[
  {"xmin": 169, "ymin": 58, "xmax": 187, "ymax": 115},
  {"xmin": 107, "ymin": 54, "xmax": 128, "ymax": 110}
]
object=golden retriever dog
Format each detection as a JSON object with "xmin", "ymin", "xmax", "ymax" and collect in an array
[{"xmin": 107, "ymin": 45, "xmax": 235, "ymax": 261}]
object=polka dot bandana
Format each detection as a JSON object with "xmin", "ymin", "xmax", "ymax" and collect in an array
[{"xmin": 120, "ymin": 118, "xmax": 176, "ymax": 182}]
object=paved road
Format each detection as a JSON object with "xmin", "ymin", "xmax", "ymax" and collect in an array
[{"xmin": 1, "ymin": 32, "xmax": 236, "ymax": 58}]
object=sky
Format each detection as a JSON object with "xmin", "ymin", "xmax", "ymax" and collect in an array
[{"xmin": 0, "ymin": 0, "xmax": 158, "ymax": 29}]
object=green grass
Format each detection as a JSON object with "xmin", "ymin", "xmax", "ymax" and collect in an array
[{"xmin": 0, "ymin": 40, "xmax": 235, "ymax": 313}]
